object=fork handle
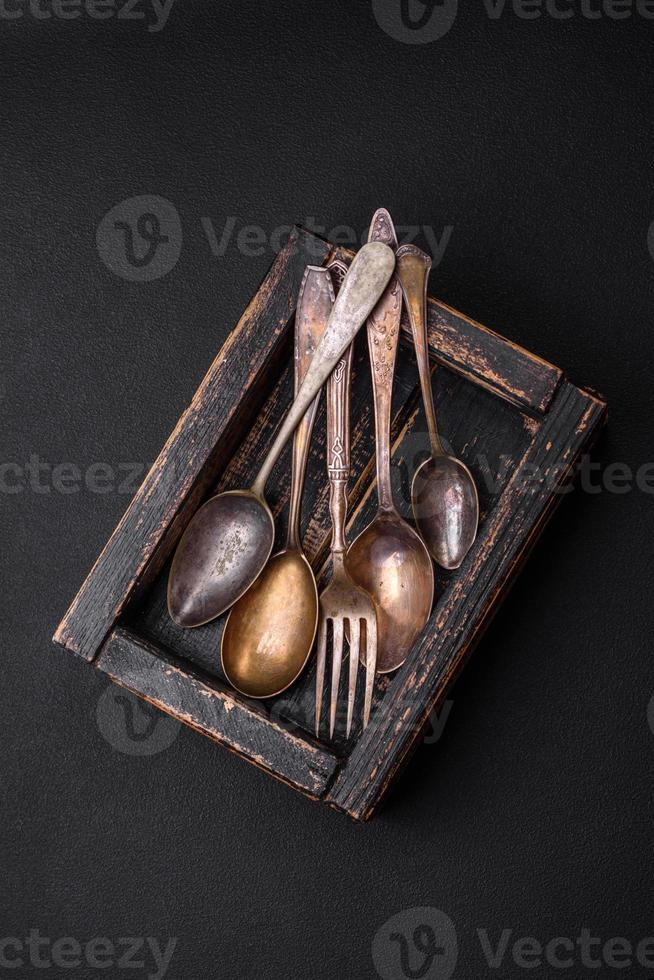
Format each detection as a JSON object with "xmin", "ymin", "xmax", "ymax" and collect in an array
[{"xmin": 326, "ymin": 344, "xmax": 354, "ymax": 557}]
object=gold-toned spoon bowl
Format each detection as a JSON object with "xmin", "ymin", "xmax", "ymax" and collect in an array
[
  {"xmin": 221, "ymin": 266, "xmax": 334, "ymax": 698},
  {"xmin": 219, "ymin": 266, "xmax": 335, "ymax": 698}
]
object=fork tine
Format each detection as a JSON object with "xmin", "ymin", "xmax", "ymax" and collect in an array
[
  {"xmin": 346, "ymin": 620, "xmax": 360, "ymax": 738},
  {"xmin": 315, "ymin": 615, "xmax": 328, "ymax": 736},
  {"xmin": 363, "ymin": 614, "xmax": 377, "ymax": 730},
  {"xmin": 329, "ymin": 618, "xmax": 344, "ymax": 739}
]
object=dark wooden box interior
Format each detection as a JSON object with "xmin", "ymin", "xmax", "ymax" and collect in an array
[{"xmin": 54, "ymin": 228, "xmax": 606, "ymax": 819}]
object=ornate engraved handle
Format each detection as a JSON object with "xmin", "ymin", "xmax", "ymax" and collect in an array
[
  {"xmin": 326, "ymin": 346, "xmax": 353, "ymax": 557},
  {"xmin": 366, "ymin": 209, "xmax": 402, "ymax": 512},
  {"xmin": 325, "ymin": 258, "xmax": 352, "ymax": 558},
  {"xmin": 395, "ymin": 243, "xmax": 444, "ymax": 458}
]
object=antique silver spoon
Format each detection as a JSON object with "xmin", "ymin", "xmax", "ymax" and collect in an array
[
  {"xmin": 395, "ymin": 243, "xmax": 479, "ymax": 569},
  {"xmin": 346, "ymin": 211, "xmax": 434, "ymax": 673}
]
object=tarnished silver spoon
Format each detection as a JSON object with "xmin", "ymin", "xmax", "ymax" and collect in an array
[
  {"xmin": 346, "ymin": 210, "xmax": 434, "ymax": 673},
  {"xmin": 395, "ymin": 243, "xmax": 479, "ymax": 570}
]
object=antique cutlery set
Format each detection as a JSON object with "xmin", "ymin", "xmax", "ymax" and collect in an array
[{"xmin": 167, "ymin": 209, "xmax": 479, "ymax": 739}]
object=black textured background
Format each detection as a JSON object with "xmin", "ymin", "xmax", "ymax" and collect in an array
[{"xmin": 2, "ymin": 2, "xmax": 653, "ymax": 978}]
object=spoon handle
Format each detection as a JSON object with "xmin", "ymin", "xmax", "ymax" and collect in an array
[
  {"xmin": 251, "ymin": 241, "xmax": 395, "ymax": 497},
  {"xmin": 395, "ymin": 244, "xmax": 444, "ymax": 458},
  {"xmin": 366, "ymin": 210, "xmax": 403, "ymax": 513},
  {"xmin": 285, "ymin": 266, "xmax": 335, "ymax": 551}
]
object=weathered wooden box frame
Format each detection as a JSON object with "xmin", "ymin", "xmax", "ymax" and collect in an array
[{"xmin": 54, "ymin": 228, "xmax": 606, "ymax": 820}]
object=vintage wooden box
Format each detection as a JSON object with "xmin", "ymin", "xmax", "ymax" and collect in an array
[{"xmin": 54, "ymin": 227, "xmax": 606, "ymax": 820}]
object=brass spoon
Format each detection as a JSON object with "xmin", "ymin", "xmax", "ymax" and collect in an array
[
  {"xmin": 346, "ymin": 210, "xmax": 434, "ymax": 673},
  {"xmin": 220, "ymin": 266, "xmax": 334, "ymax": 698},
  {"xmin": 168, "ymin": 240, "xmax": 395, "ymax": 627},
  {"xmin": 395, "ymin": 244, "xmax": 479, "ymax": 569}
]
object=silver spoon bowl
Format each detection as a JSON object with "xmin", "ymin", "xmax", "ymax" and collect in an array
[{"xmin": 411, "ymin": 455, "xmax": 479, "ymax": 570}]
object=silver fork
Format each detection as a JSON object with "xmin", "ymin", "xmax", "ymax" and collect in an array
[{"xmin": 316, "ymin": 264, "xmax": 378, "ymax": 738}]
